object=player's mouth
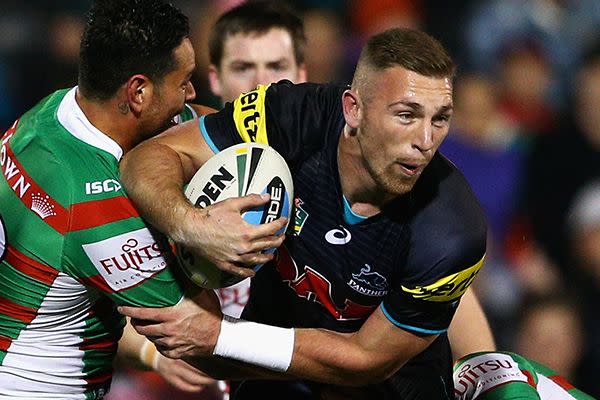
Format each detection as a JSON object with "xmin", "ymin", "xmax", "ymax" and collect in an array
[{"xmin": 397, "ymin": 161, "xmax": 425, "ymax": 176}]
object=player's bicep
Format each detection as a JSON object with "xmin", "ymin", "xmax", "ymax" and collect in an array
[{"xmin": 149, "ymin": 119, "xmax": 216, "ymax": 181}]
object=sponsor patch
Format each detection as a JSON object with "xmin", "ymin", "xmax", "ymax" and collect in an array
[
  {"xmin": 454, "ymin": 353, "xmax": 529, "ymax": 400},
  {"xmin": 233, "ymin": 85, "xmax": 269, "ymax": 144},
  {"xmin": 82, "ymin": 228, "xmax": 169, "ymax": 291},
  {"xmin": 401, "ymin": 254, "xmax": 485, "ymax": 302},
  {"xmin": 292, "ymin": 198, "xmax": 308, "ymax": 236}
]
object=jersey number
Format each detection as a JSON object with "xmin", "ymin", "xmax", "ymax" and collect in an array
[{"xmin": 0, "ymin": 214, "xmax": 6, "ymax": 260}]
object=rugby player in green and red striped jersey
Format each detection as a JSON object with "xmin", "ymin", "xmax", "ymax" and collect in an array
[
  {"xmin": 453, "ymin": 351, "xmax": 593, "ymax": 400},
  {"xmin": 0, "ymin": 1, "xmax": 284, "ymax": 398}
]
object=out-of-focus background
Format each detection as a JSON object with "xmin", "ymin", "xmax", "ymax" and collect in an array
[{"xmin": 1, "ymin": 0, "xmax": 599, "ymax": 398}]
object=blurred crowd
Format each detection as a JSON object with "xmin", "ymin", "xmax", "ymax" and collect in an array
[{"xmin": 1, "ymin": 0, "xmax": 599, "ymax": 398}]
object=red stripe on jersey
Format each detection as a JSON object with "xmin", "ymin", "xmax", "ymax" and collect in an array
[
  {"xmin": 78, "ymin": 274, "xmax": 114, "ymax": 295},
  {"xmin": 5, "ymin": 246, "xmax": 59, "ymax": 285},
  {"xmin": 549, "ymin": 375, "xmax": 575, "ymax": 391},
  {"xmin": 523, "ymin": 369, "xmax": 536, "ymax": 386},
  {"xmin": 80, "ymin": 336, "xmax": 117, "ymax": 352},
  {"xmin": 2, "ymin": 143, "xmax": 69, "ymax": 234},
  {"xmin": 0, "ymin": 297, "xmax": 37, "ymax": 323},
  {"xmin": 0, "ymin": 336, "xmax": 13, "ymax": 352},
  {"xmin": 85, "ymin": 370, "xmax": 113, "ymax": 386},
  {"xmin": 69, "ymin": 196, "xmax": 139, "ymax": 231}
]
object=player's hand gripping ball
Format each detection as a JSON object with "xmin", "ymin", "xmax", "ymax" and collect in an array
[{"xmin": 175, "ymin": 142, "xmax": 293, "ymax": 288}]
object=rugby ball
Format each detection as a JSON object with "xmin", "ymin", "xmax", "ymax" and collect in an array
[{"xmin": 175, "ymin": 142, "xmax": 293, "ymax": 289}]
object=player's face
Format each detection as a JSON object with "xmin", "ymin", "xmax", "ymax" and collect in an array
[
  {"xmin": 146, "ymin": 38, "xmax": 196, "ymax": 136},
  {"xmin": 209, "ymin": 28, "xmax": 306, "ymax": 103},
  {"xmin": 356, "ymin": 67, "xmax": 453, "ymax": 196}
]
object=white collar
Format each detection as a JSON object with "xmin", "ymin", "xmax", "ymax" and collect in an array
[{"xmin": 57, "ymin": 87, "xmax": 124, "ymax": 160}]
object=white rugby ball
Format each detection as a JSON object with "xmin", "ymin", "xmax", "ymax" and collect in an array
[{"xmin": 175, "ymin": 142, "xmax": 293, "ymax": 289}]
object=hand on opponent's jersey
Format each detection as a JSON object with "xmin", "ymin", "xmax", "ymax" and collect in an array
[
  {"xmin": 121, "ymin": 289, "xmax": 222, "ymax": 360},
  {"xmin": 154, "ymin": 354, "xmax": 217, "ymax": 393}
]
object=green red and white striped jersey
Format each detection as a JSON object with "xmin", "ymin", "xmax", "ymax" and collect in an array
[
  {"xmin": 453, "ymin": 351, "xmax": 594, "ymax": 400},
  {"xmin": 0, "ymin": 87, "xmax": 185, "ymax": 399}
]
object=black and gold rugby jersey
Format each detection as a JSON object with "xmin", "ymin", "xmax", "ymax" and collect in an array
[{"xmin": 200, "ymin": 80, "xmax": 487, "ymax": 399}]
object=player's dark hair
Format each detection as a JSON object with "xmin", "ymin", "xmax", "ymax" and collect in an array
[
  {"xmin": 78, "ymin": 0, "xmax": 190, "ymax": 100},
  {"xmin": 353, "ymin": 28, "xmax": 455, "ymax": 89},
  {"xmin": 208, "ymin": 0, "xmax": 306, "ymax": 67}
]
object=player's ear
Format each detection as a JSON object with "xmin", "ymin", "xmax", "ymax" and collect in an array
[
  {"xmin": 126, "ymin": 74, "xmax": 152, "ymax": 115},
  {"xmin": 296, "ymin": 63, "xmax": 308, "ymax": 84},
  {"xmin": 208, "ymin": 64, "xmax": 222, "ymax": 97},
  {"xmin": 342, "ymin": 89, "xmax": 361, "ymax": 129}
]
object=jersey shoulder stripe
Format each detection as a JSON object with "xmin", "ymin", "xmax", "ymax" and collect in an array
[
  {"xmin": 70, "ymin": 196, "xmax": 139, "ymax": 231},
  {"xmin": 2, "ymin": 140, "xmax": 69, "ymax": 234}
]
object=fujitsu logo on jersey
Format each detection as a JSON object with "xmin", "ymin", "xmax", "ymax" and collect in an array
[
  {"xmin": 454, "ymin": 353, "xmax": 527, "ymax": 399},
  {"xmin": 85, "ymin": 179, "xmax": 121, "ymax": 195},
  {"xmin": 99, "ymin": 238, "xmax": 165, "ymax": 275},
  {"xmin": 83, "ymin": 228, "xmax": 170, "ymax": 291}
]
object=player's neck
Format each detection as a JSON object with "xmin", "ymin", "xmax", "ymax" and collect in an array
[
  {"xmin": 75, "ymin": 89, "xmax": 138, "ymax": 154},
  {"xmin": 337, "ymin": 128, "xmax": 394, "ymax": 217}
]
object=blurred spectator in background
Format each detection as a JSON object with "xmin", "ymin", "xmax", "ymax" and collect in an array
[
  {"xmin": 496, "ymin": 39, "xmax": 557, "ymax": 136},
  {"xmin": 301, "ymin": 8, "xmax": 345, "ymax": 84},
  {"xmin": 462, "ymin": 0, "xmax": 600, "ymax": 111},
  {"xmin": 514, "ymin": 296, "xmax": 585, "ymax": 385},
  {"xmin": 439, "ymin": 74, "xmax": 528, "ymax": 346},
  {"xmin": 566, "ymin": 181, "xmax": 600, "ymax": 397},
  {"xmin": 524, "ymin": 40, "xmax": 600, "ymax": 279}
]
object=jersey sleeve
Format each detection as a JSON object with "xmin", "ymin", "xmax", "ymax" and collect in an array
[
  {"xmin": 381, "ymin": 155, "xmax": 487, "ymax": 334},
  {"xmin": 453, "ymin": 352, "xmax": 541, "ymax": 400},
  {"xmin": 200, "ymin": 80, "xmax": 344, "ymax": 165}
]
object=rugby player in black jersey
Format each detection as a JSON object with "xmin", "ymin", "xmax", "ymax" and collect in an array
[{"xmin": 120, "ymin": 28, "xmax": 489, "ymax": 399}]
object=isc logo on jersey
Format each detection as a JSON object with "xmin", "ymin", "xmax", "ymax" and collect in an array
[
  {"xmin": 82, "ymin": 228, "xmax": 170, "ymax": 291},
  {"xmin": 85, "ymin": 179, "xmax": 121, "ymax": 195},
  {"xmin": 176, "ymin": 142, "xmax": 293, "ymax": 289}
]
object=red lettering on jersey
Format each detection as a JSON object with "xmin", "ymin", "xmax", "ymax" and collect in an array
[
  {"xmin": 275, "ymin": 246, "xmax": 376, "ymax": 320},
  {"xmin": 2, "ymin": 142, "xmax": 69, "ymax": 234}
]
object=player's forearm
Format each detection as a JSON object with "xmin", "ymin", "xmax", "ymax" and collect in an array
[
  {"xmin": 120, "ymin": 141, "xmax": 196, "ymax": 243},
  {"xmin": 287, "ymin": 328, "xmax": 401, "ymax": 386},
  {"xmin": 210, "ymin": 318, "xmax": 406, "ymax": 386},
  {"xmin": 448, "ymin": 288, "xmax": 495, "ymax": 360}
]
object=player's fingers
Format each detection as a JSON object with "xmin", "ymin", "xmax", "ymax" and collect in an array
[
  {"xmin": 248, "ymin": 234, "xmax": 285, "ymax": 252},
  {"xmin": 128, "ymin": 322, "xmax": 163, "ymax": 338},
  {"xmin": 177, "ymin": 365, "xmax": 216, "ymax": 385},
  {"xmin": 245, "ymin": 217, "xmax": 288, "ymax": 240},
  {"xmin": 118, "ymin": 305, "xmax": 170, "ymax": 321},
  {"xmin": 171, "ymin": 378, "xmax": 207, "ymax": 393},
  {"xmin": 237, "ymin": 251, "xmax": 274, "ymax": 267},
  {"xmin": 213, "ymin": 260, "xmax": 255, "ymax": 277},
  {"xmin": 228, "ymin": 193, "xmax": 270, "ymax": 211}
]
